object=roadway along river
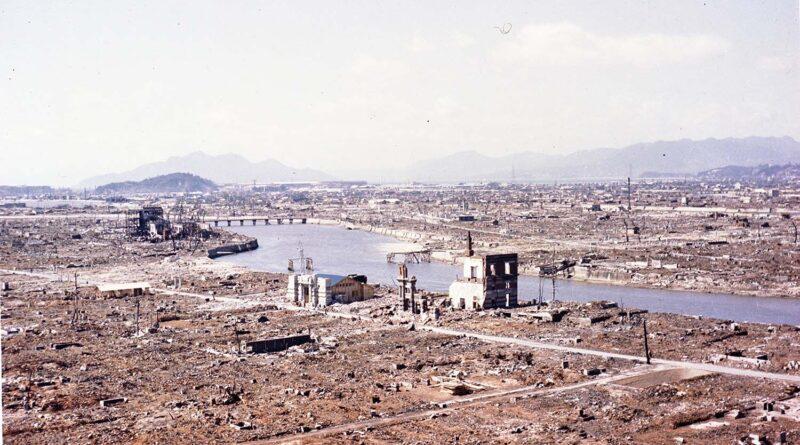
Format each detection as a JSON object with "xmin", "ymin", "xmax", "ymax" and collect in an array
[{"xmin": 217, "ymin": 224, "xmax": 800, "ymax": 325}]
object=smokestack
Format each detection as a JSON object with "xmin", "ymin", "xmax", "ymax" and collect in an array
[{"xmin": 627, "ymin": 177, "xmax": 632, "ymax": 211}]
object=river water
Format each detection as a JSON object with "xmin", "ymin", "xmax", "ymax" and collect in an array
[{"xmin": 217, "ymin": 224, "xmax": 800, "ymax": 325}]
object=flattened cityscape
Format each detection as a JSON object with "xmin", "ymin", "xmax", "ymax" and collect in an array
[{"xmin": 3, "ymin": 173, "xmax": 800, "ymax": 444}]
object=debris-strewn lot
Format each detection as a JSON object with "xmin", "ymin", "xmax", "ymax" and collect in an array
[
  {"xmin": 2, "ymin": 211, "xmax": 799, "ymax": 444},
  {"xmin": 437, "ymin": 302, "xmax": 800, "ymax": 376}
]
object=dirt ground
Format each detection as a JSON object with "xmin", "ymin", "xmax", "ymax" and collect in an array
[{"xmin": 2, "ymin": 212, "xmax": 799, "ymax": 444}]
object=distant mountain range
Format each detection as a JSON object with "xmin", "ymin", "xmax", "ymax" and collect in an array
[
  {"xmin": 74, "ymin": 136, "xmax": 800, "ymax": 186},
  {"xmin": 388, "ymin": 136, "xmax": 800, "ymax": 183},
  {"xmin": 79, "ymin": 152, "xmax": 333, "ymax": 188},
  {"xmin": 696, "ymin": 163, "xmax": 800, "ymax": 182},
  {"xmin": 94, "ymin": 173, "xmax": 218, "ymax": 195}
]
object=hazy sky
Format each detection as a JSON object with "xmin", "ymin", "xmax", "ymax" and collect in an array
[{"xmin": 2, "ymin": 0, "xmax": 798, "ymax": 186}]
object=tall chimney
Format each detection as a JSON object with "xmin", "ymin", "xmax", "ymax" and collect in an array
[{"xmin": 627, "ymin": 177, "xmax": 632, "ymax": 211}]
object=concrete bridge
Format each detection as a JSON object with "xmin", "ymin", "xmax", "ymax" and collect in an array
[
  {"xmin": 386, "ymin": 249, "xmax": 432, "ymax": 264},
  {"xmin": 200, "ymin": 215, "xmax": 308, "ymax": 227}
]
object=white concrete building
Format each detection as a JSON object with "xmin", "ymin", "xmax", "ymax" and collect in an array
[
  {"xmin": 287, "ymin": 273, "xmax": 374, "ymax": 308},
  {"xmin": 448, "ymin": 253, "xmax": 518, "ymax": 310}
]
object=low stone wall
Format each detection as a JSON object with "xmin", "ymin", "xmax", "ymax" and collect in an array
[
  {"xmin": 571, "ymin": 265, "xmax": 632, "ymax": 283},
  {"xmin": 207, "ymin": 238, "xmax": 259, "ymax": 259},
  {"xmin": 245, "ymin": 334, "xmax": 312, "ymax": 354},
  {"xmin": 347, "ymin": 223, "xmax": 454, "ymax": 243}
]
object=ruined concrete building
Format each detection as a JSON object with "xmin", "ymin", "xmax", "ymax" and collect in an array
[
  {"xmin": 288, "ymin": 273, "xmax": 374, "ymax": 308},
  {"xmin": 126, "ymin": 206, "xmax": 169, "ymax": 238},
  {"xmin": 449, "ymin": 253, "xmax": 519, "ymax": 310},
  {"xmin": 398, "ymin": 263, "xmax": 430, "ymax": 313},
  {"xmin": 448, "ymin": 232, "xmax": 518, "ymax": 310},
  {"xmin": 95, "ymin": 282, "xmax": 151, "ymax": 298}
]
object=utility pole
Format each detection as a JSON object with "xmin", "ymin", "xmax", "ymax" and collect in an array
[
  {"xmin": 134, "ymin": 297, "xmax": 140, "ymax": 335},
  {"xmin": 623, "ymin": 220, "xmax": 629, "ymax": 243},
  {"xmin": 627, "ymin": 177, "xmax": 632, "ymax": 211},
  {"xmin": 71, "ymin": 273, "xmax": 80, "ymax": 326},
  {"xmin": 538, "ymin": 277, "xmax": 544, "ymax": 306},
  {"xmin": 643, "ymin": 318, "xmax": 651, "ymax": 365},
  {"xmin": 71, "ymin": 290, "xmax": 79, "ymax": 327},
  {"xmin": 234, "ymin": 320, "xmax": 241, "ymax": 353}
]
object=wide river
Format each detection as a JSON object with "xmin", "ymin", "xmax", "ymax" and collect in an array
[{"xmin": 218, "ymin": 224, "xmax": 800, "ymax": 325}]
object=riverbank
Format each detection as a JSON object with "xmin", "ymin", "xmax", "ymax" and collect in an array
[
  {"xmin": 214, "ymin": 223, "xmax": 800, "ymax": 324},
  {"xmin": 207, "ymin": 238, "xmax": 259, "ymax": 259},
  {"xmin": 264, "ymin": 218, "xmax": 797, "ymax": 300}
]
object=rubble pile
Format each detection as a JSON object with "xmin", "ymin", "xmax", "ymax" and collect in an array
[{"xmin": 2, "ymin": 190, "xmax": 799, "ymax": 443}]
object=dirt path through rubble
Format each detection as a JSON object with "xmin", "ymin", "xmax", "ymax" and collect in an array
[
  {"xmin": 419, "ymin": 326, "xmax": 800, "ymax": 383},
  {"xmin": 3, "ymin": 267, "xmax": 798, "ymax": 384}
]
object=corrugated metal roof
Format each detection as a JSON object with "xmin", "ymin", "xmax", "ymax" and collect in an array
[{"xmin": 316, "ymin": 274, "xmax": 345, "ymax": 286}]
